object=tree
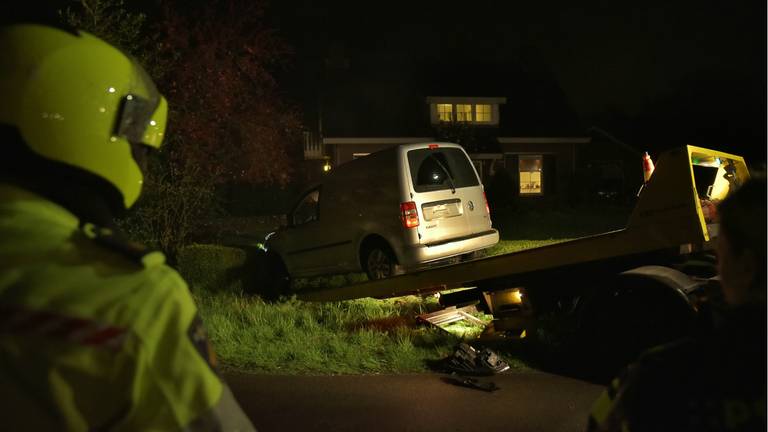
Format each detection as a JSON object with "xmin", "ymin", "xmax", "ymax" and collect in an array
[
  {"xmin": 60, "ymin": 0, "xmax": 145, "ymax": 50},
  {"xmin": 60, "ymin": 0, "xmax": 303, "ymax": 259},
  {"xmin": 59, "ymin": 0, "xmax": 167, "ymax": 77},
  {"xmin": 158, "ymin": 0, "xmax": 302, "ymax": 186},
  {"xmin": 433, "ymin": 120, "xmax": 478, "ymax": 152}
]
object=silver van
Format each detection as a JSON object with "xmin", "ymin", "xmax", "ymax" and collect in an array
[{"xmin": 263, "ymin": 142, "xmax": 499, "ymax": 285}]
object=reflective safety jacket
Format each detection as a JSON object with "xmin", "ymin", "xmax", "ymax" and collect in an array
[{"xmin": 0, "ymin": 184, "xmax": 255, "ymax": 431}]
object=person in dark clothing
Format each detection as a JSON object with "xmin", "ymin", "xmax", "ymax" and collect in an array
[
  {"xmin": 588, "ymin": 176, "xmax": 767, "ymax": 432},
  {"xmin": 485, "ymin": 161, "xmax": 515, "ymax": 213}
]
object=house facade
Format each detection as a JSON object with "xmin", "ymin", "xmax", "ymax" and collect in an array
[{"xmin": 301, "ymin": 94, "xmax": 632, "ymax": 208}]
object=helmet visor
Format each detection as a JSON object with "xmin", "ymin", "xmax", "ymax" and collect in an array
[{"xmin": 114, "ymin": 59, "xmax": 167, "ymax": 148}]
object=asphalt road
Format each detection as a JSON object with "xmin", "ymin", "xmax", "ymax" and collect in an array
[{"xmin": 225, "ymin": 371, "xmax": 604, "ymax": 432}]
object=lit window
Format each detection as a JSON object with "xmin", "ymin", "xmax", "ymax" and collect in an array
[
  {"xmin": 456, "ymin": 104, "xmax": 472, "ymax": 122},
  {"xmin": 437, "ymin": 104, "xmax": 453, "ymax": 122},
  {"xmin": 475, "ymin": 104, "xmax": 491, "ymax": 122},
  {"xmin": 519, "ymin": 155, "xmax": 543, "ymax": 195}
]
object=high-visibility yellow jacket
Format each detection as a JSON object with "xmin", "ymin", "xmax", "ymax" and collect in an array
[{"xmin": 0, "ymin": 184, "xmax": 255, "ymax": 431}]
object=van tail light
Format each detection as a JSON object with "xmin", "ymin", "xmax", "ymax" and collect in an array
[
  {"xmin": 400, "ymin": 201, "xmax": 420, "ymax": 228},
  {"xmin": 483, "ymin": 192, "xmax": 490, "ymax": 214}
]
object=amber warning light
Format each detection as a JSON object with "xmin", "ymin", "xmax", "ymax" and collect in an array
[{"xmin": 400, "ymin": 201, "xmax": 420, "ymax": 228}]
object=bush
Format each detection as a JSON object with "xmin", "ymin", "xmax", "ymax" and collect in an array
[
  {"xmin": 177, "ymin": 244, "xmax": 247, "ymax": 293},
  {"xmin": 117, "ymin": 156, "xmax": 221, "ymax": 263}
]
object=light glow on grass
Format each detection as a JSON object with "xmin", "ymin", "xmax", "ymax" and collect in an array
[
  {"xmin": 196, "ymin": 292, "xmax": 451, "ymax": 374},
  {"xmin": 193, "ymin": 291, "xmax": 527, "ymax": 375},
  {"xmin": 486, "ymin": 239, "xmax": 572, "ymax": 256}
]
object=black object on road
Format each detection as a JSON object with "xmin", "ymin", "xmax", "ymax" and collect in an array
[
  {"xmin": 442, "ymin": 375, "xmax": 501, "ymax": 392},
  {"xmin": 431, "ymin": 343, "xmax": 510, "ymax": 376}
]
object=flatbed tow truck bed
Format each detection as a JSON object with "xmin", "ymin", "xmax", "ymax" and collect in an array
[{"xmin": 297, "ymin": 145, "xmax": 749, "ymax": 303}]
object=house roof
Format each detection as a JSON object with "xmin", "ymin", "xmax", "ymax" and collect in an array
[{"xmin": 319, "ymin": 60, "xmax": 585, "ymax": 139}]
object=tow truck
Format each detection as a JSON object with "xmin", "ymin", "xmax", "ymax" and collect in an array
[{"xmin": 295, "ymin": 145, "xmax": 750, "ymax": 377}]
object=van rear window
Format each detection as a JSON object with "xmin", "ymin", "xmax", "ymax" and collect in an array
[{"xmin": 407, "ymin": 148, "xmax": 480, "ymax": 192}]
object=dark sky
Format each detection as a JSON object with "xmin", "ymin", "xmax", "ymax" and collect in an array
[
  {"xmin": 270, "ymin": 0, "xmax": 766, "ymax": 162},
  {"xmin": 4, "ymin": 0, "xmax": 766, "ymax": 162}
]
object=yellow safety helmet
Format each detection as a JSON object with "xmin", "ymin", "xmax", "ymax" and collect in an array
[{"xmin": 0, "ymin": 24, "xmax": 168, "ymax": 209}]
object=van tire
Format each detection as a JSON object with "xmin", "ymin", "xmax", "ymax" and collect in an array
[
  {"xmin": 261, "ymin": 253, "xmax": 291, "ymax": 301},
  {"xmin": 363, "ymin": 244, "xmax": 398, "ymax": 280}
]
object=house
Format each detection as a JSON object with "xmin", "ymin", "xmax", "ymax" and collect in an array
[
  {"xmin": 302, "ymin": 93, "xmax": 634, "ymax": 208},
  {"xmin": 294, "ymin": 51, "xmax": 647, "ymax": 208}
]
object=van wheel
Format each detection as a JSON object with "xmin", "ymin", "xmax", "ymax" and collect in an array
[
  {"xmin": 364, "ymin": 246, "xmax": 397, "ymax": 280},
  {"xmin": 261, "ymin": 253, "xmax": 291, "ymax": 301}
]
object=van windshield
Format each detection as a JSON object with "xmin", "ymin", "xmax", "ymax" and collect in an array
[{"xmin": 407, "ymin": 147, "xmax": 480, "ymax": 193}]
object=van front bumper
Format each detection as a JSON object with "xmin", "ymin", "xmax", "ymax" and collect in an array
[{"xmin": 400, "ymin": 229, "xmax": 499, "ymax": 269}]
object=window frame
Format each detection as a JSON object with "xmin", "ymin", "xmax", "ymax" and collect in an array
[
  {"xmin": 518, "ymin": 154, "xmax": 544, "ymax": 196},
  {"xmin": 430, "ymin": 102, "xmax": 498, "ymax": 125},
  {"xmin": 407, "ymin": 148, "xmax": 481, "ymax": 193},
  {"xmin": 290, "ymin": 187, "xmax": 321, "ymax": 227},
  {"xmin": 455, "ymin": 104, "xmax": 473, "ymax": 122},
  {"xmin": 437, "ymin": 104, "xmax": 454, "ymax": 122},
  {"xmin": 475, "ymin": 104, "xmax": 492, "ymax": 123}
]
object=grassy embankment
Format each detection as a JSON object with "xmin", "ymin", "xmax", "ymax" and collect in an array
[
  {"xmin": 179, "ymin": 206, "xmax": 631, "ymax": 375},
  {"xmin": 179, "ymin": 244, "xmax": 503, "ymax": 374}
]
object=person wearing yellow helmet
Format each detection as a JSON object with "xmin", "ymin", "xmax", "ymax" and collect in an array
[
  {"xmin": 0, "ymin": 23, "xmax": 256, "ymax": 431},
  {"xmin": 1, "ymin": 21, "xmax": 166, "ymax": 220}
]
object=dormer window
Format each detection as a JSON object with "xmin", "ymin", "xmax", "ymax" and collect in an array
[
  {"xmin": 475, "ymin": 104, "xmax": 491, "ymax": 122},
  {"xmin": 456, "ymin": 104, "xmax": 472, "ymax": 122},
  {"xmin": 437, "ymin": 104, "xmax": 453, "ymax": 122},
  {"xmin": 427, "ymin": 97, "xmax": 506, "ymax": 126}
]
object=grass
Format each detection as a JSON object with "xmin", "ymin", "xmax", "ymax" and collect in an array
[
  {"xmin": 177, "ymin": 244, "xmax": 246, "ymax": 292},
  {"xmin": 486, "ymin": 239, "xmax": 571, "ymax": 256},
  {"xmin": 180, "ymin": 206, "xmax": 633, "ymax": 375},
  {"xmin": 191, "ymin": 290, "xmax": 530, "ymax": 374},
  {"xmin": 180, "ymin": 238, "xmax": 557, "ymax": 375}
]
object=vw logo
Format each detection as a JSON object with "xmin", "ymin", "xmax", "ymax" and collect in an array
[{"xmin": 467, "ymin": 200, "xmax": 475, "ymax": 211}]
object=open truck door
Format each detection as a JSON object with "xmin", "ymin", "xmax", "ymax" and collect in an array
[{"xmin": 627, "ymin": 145, "xmax": 749, "ymax": 251}]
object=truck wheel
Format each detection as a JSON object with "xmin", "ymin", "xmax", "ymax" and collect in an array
[
  {"xmin": 576, "ymin": 267, "xmax": 696, "ymax": 382},
  {"xmin": 364, "ymin": 246, "xmax": 397, "ymax": 280}
]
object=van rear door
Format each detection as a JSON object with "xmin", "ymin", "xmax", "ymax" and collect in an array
[{"xmin": 406, "ymin": 146, "xmax": 488, "ymax": 245}]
